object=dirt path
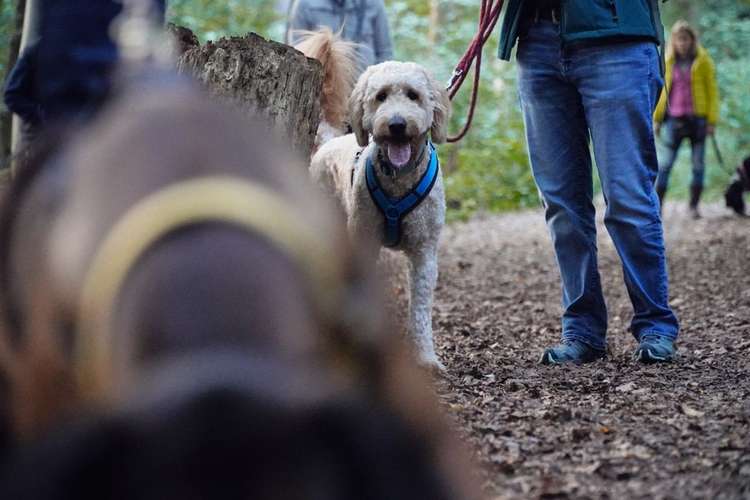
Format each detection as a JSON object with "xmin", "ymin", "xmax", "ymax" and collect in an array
[{"xmin": 396, "ymin": 201, "xmax": 749, "ymax": 499}]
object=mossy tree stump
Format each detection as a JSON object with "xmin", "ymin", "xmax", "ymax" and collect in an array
[{"xmin": 177, "ymin": 30, "xmax": 323, "ymax": 160}]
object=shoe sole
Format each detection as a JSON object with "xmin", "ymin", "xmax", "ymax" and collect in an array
[{"xmin": 539, "ymin": 350, "xmax": 605, "ymax": 366}]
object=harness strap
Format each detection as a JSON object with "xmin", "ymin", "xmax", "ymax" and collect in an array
[{"xmin": 366, "ymin": 143, "xmax": 439, "ymax": 247}]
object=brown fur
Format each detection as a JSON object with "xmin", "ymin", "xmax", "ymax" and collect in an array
[
  {"xmin": 0, "ymin": 129, "xmax": 76, "ymax": 443},
  {"xmin": 43, "ymin": 82, "xmax": 373, "ymax": 407},
  {"xmin": 0, "ymin": 81, "xmax": 368, "ymax": 434},
  {"xmin": 1, "ymin": 78, "xmax": 477, "ymax": 499},
  {"xmin": 294, "ymin": 29, "xmax": 358, "ymax": 142}
]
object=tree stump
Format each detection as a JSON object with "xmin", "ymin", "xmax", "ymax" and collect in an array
[
  {"xmin": 177, "ymin": 30, "xmax": 323, "ymax": 160},
  {"xmin": 166, "ymin": 23, "xmax": 200, "ymax": 57}
]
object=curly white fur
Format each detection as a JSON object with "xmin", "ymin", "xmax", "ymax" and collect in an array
[{"xmin": 310, "ymin": 61, "xmax": 451, "ymax": 371}]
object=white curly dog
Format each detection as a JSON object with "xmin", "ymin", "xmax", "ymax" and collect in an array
[{"xmin": 310, "ymin": 61, "xmax": 451, "ymax": 371}]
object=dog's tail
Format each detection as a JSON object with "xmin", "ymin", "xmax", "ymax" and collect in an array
[{"xmin": 294, "ymin": 28, "xmax": 359, "ymax": 137}]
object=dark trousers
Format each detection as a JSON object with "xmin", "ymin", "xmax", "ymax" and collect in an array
[{"xmin": 656, "ymin": 116, "xmax": 707, "ymax": 191}]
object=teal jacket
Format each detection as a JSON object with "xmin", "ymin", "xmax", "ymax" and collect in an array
[{"xmin": 498, "ymin": 0, "xmax": 666, "ymax": 60}]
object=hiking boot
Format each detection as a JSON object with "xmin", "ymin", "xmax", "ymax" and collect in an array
[
  {"xmin": 655, "ymin": 184, "xmax": 667, "ymax": 214},
  {"xmin": 689, "ymin": 184, "xmax": 703, "ymax": 219},
  {"xmin": 634, "ymin": 334, "xmax": 676, "ymax": 364},
  {"xmin": 539, "ymin": 339, "xmax": 606, "ymax": 365}
]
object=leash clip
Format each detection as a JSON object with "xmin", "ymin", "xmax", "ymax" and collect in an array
[{"xmin": 446, "ymin": 68, "xmax": 463, "ymax": 91}]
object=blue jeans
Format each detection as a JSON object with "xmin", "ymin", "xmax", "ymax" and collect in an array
[
  {"xmin": 656, "ymin": 117, "xmax": 707, "ymax": 190},
  {"xmin": 516, "ymin": 21, "xmax": 679, "ymax": 349}
]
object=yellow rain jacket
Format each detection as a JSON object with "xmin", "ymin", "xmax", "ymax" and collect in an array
[{"xmin": 654, "ymin": 45, "xmax": 720, "ymax": 125}]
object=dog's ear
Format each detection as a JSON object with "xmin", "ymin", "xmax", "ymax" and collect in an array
[
  {"xmin": 429, "ymin": 74, "xmax": 452, "ymax": 144},
  {"xmin": 348, "ymin": 67, "xmax": 373, "ymax": 147}
]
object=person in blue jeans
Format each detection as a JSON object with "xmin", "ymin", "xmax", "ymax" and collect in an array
[
  {"xmin": 498, "ymin": 0, "xmax": 680, "ymax": 364},
  {"xmin": 653, "ymin": 20, "xmax": 720, "ymax": 220}
]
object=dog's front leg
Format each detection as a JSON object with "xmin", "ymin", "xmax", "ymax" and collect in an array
[{"xmin": 406, "ymin": 243, "xmax": 445, "ymax": 372}]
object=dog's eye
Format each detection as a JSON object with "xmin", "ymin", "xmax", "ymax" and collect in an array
[
  {"xmin": 376, "ymin": 91, "xmax": 388, "ymax": 102},
  {"xmin": 407, "ymin": 90, "xmax": 419, "ymax": 101}
]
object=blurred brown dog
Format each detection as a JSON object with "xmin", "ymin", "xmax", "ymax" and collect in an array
[{"xmin": 0, "ymin": 77, "xmax": 478, "ymax": 499}]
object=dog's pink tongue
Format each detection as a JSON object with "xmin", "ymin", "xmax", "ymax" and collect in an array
[{"xmin": 387, "ymin": 143, "xmax": 412, "ymax": 168}]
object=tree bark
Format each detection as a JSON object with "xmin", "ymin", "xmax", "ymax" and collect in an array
[
  {"xmin": 428, "ymin": 0, "xmax": 439, "ymax": 54},
  {"xmin": 1, "ymin": 0, "xmax": 27, "ymax": 169},
  {"xmin": 177, "ymin": 31, "xmax": 323, "ymax": 161},
  {"xmin": 166, "ymin": 22, "xmax": 200, "ymax": 57}
]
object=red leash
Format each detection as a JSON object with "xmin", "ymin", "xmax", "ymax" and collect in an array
[{"xmin": 446, "ymin": 0, "xmax": 504, "ymax": 143}]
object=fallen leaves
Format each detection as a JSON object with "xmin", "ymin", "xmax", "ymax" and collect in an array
[
  {"xmin": 679, "ymin": 404, "xmax": 706, "ymax": 418},
  {"xmin": 385, "ymin": 207, "xmax": 750, "ymax": 499}
]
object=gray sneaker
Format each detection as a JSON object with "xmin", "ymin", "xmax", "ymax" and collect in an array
[
  {"xmin": 539, "ymin": 339, "xmax": 606, "ymax": 365},
  {"xmin": 634, "ymin": 334, "xmax": 676, "ymax": 364}
]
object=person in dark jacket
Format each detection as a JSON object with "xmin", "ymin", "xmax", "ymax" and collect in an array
[
  {"xmin": 3, "ymin": 0, "xmax": 167, "ymax": 132},
  {"xmin": 498, "ymin": 0, "xmax": 680, "ymax": 364},
  {"xmin": 287, "ymin": 0, "xmax": 393, "ymax": 76},
  {"xmin": 3, "ymin": 43, "xmax": 43, "ymax": 143}
]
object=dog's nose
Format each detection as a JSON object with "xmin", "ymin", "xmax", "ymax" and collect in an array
[{"xmin": 388, "ymin": 116, "xmax": 407, "ymax": 137}]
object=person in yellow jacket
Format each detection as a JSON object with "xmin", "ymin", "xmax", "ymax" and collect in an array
[{"xmin": 654, "ymin": 20, "xmax": 719, "ymax": 219}]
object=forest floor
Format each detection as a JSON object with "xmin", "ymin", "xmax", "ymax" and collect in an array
[{"xmin": 386, "ymin": 200, "xmax": 750, "ymax": 499}]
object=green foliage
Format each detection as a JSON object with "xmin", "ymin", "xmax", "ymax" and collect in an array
[
  {"xmin": 659, "ymin": 0, "xmax": 750, "ymax": 200},
  {"xmin": 387, "ymin": 0, "xmax": 536, "ymax": 221},
  {"xmin": 0, "ymin": 1, "xmax": 17, "ymax": 84},
  {"xmin": 0, "ymin": 1, "xmax": 747, "ymax": 216},
  {"xmin": 167, "ymin": 0, "xmax": 284, "ymax": 41},
  {"xmin": 168, "ymin": 0, "xmax": 540, "ymax": 221},
  {"xmin": 384, "ymin": 0, "xmax": 750, "ymax": 217},
  {"xmin": 697, "ymin": 2, "xmax": 750, "ymax": 186}
]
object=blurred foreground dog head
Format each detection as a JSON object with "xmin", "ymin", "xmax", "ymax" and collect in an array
[
  {"xmin": 1, "ymin": 351, "xmax": 467, "ymax": 500},
  {"xmin": 15, "ymin": 80, "xmax": 387, "ymax": 414},
  {"xmin": 0, "ymin": 79, "xmax": 478, "ymax": 500}
]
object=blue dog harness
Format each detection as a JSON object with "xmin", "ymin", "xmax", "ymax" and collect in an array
[{"xmin": 365, "ymin": 142, "xmax": 439, "ymax": 248}]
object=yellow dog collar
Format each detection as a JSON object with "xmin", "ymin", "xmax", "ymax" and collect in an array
[{"xmin": 76, "ymin": 176, "xmax": 342, "ymax": 399}]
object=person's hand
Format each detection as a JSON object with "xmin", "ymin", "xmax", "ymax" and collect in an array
[{"xmin": 707, "ymin": 124, "xmax": 716, "ymax": 136}]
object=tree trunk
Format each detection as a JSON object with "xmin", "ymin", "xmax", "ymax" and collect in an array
[
  {"xmin": 428, "ymin": 0, "xmax": 439, "ymax": 54},
  {"xmin": 8, "ymin": 0, "xmax": 38, "ymax": 174},
  {"xmin": 166, "ymin": 22, "xmax": 200, "ymax": 57},
  {"xmin": 1, "ymin": 0, "xmax": 27, "ymax": 170},
  {"xmin": 177, "ymin": 31, "xmax": 323, "ymax": 161}
]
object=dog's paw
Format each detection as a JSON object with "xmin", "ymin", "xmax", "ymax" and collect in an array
[{"xmin": 417, "ymin": 353, "xmax": 446, "ymax": 374}]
